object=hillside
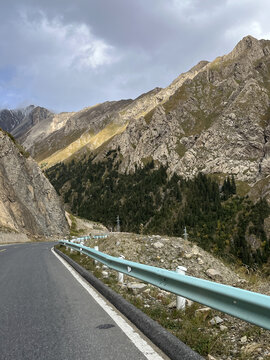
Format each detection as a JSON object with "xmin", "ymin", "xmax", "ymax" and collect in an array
[
  {"xmin": 101, "ymin": 36, "xmax": 270, "ymax": 189},
  {"xmin": 0, "ymin": 60, "xmax": 208, "ymax": 169},
  {"xmin": 46, "ymin": 155, "xmax": 270, "ymax": 269},
  {"xmin": 0, "ymin": 129, "xmax": 68, "ymax": 239},
  {"xmin": 41, "ymin": 35, "xmax": 270, "ymax": 269}
]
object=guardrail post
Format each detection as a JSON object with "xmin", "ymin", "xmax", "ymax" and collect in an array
[
  {"xmin": 70, "ymin": 240, "xmax": 74, "ymax": 253},
  {"xmin": 176, "ymin": 266, "xmax": 187, "ymax": 310},
  {"xmin": 118, "ymin": 255, "xmax": 125, "ymax": 284},
  {"xmin": 94, "ymin": 246, "xmax": 99, "ymax": 264}
]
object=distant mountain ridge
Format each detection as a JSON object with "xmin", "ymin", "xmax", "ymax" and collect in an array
[
  {"xmin": 0, "ymin": 105, "xmax": 35, "ymax": 133},
  {"xmin": 3, "ymin": 36, "xmax": 270, "ymax": 200},
  {"xmin": 0, "ymin": 58, "xmax": 207, "ymax": 168}
]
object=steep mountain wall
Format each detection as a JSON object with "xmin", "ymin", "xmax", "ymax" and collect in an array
[
  {"xmin": 0, "ymin": 129, "xmax": 68, "ymax": 236},
  {"xmin": 100, "ymin": 36, "xmax": 270, "ymax": 187}
]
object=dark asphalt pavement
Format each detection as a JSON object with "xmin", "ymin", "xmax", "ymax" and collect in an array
[{"xmin": 0, "ymin": 242, "xmax": 153, "ymax": 360}]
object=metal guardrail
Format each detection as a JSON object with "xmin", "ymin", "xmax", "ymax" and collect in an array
[{"xmin": 59, "ymin": 239, "xmax": 270, "ymax": 330}]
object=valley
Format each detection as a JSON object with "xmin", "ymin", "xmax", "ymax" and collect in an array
[
  {"xmin": 2, "ymin": 35, "xmax": 270, "ymax": 269},
  {"xmin": 3, "ymin": 0, "xmax": 270, "ymax": 358}
]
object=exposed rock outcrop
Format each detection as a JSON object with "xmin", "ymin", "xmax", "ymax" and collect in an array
[{"xmin": 0, "ymin": 129, "xmax": 68, "ymax": 236}]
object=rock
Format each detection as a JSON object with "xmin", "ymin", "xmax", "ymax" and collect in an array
[
  {"xmin": 184, "ymin": 245, "xmax": 201, "ymax": 259},
  {"xmin": 195, "ymin": 307, "xmax": 211, "ymax": 320},
  {"xmin": 195, "ymin": 307, "xmax": 211, "ymax": 315},
  {"xmin": 220, "ymin": 325, "xmax": 228, "ymax": 331},
  {"xmin": 240, "ymin": 335, "xmax": 247, "ymax": 343},
  {"xmin": 243, "ymin": 342, "xmax": 262, "ymax": 354},
  {"xmin": 153, "ymin": 241, "xmax": 164, "ymax": 249},
  {"xmin": 207, "ymin": 355, "xmax": 217, "ymax": 360},
  {"xmin": 229, "ymin": 113, "xmax": 236, "ymax": 120},
  {"xmin": 127, "ymin": 283, "xmax": 148, "ymax": 294},
  {"xmin": 205, "ymin": 269, "xmax": 223, "ymax": 281},
  {"xmin": 197, "ymin": 258, "xmax": 204, "ymax": 265},
  {"xmin": 168, "ymin": 300, "xmax": 176, "ymax": 309},
  {"xmin": 191, "ymin": 245, "xmax": 200, "ymax": 256},
  {"xmin": 0, "ymin": 130, "xmax": 69, "ymax": 237},
  {"xmin": 101, "ymin": 271, "xmax": 109, "ymax": 277},
  {"xmin": 210, "ymin": 316, "xmax": 223, "ymax": 325}
]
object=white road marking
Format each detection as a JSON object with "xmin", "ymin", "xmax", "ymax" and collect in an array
[
  {"xmin": 0, "ymin": 249, "xmax": 6, "ymax": 252},
  {"xmin": 51, "ymin": 247, "xmax": 165, "ymax": 360}
]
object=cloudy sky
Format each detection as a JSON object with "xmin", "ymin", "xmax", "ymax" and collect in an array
[{"xmin": 1, "ymin": 0, "xmax": 270, "ymax": 112}]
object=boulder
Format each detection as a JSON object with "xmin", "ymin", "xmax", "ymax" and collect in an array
[{"xmin": 205, "ymin": 268, "xmax": 223, "ymax": 281}]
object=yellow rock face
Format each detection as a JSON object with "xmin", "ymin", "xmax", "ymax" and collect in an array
[{"xmin": 41, "ymin": 121, "xmax": 128, "ymax": 168}]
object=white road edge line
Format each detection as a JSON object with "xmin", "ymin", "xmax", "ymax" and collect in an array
[{"xmin": 51, "ymin": 247, "xmax": 165, "ymax": 360}]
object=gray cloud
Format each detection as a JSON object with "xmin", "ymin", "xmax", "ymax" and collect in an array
[{"xmin": 1, "ymin": 0, "xmax": 270, "ymax": 112}]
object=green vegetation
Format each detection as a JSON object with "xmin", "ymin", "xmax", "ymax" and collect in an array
[
  {"xmin": 175, "ymin": 141, "xmax": 187, "ymax": 157},
  {"xmin": 163, "ymin": 84, "xmax": 188, "ymax": 114},
  {"xmin": 47, "ymin": 156, "xmax": 270, "ymax": 267},
  {"xmin": 144, "ymin": 108, "xmax": 156, "ymax": 124},
  {"xmin": 69, "ymin": 213, "xmax": 84, "ymax": 236}
]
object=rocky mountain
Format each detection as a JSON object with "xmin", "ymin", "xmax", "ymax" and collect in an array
[
  {"xmin": 0, "ymin": 57, "xmax": 207, "ymax": 169},
  {"xmin": 0, "ymin": 105, "xmax": 35, "ymax": 133},
  {"xmin": 103, "ymin": 36, "xmax": 270, "ymax": 188},
  {"xmin": 3, "ymin": 35, "xmax": 270, "ymax": 229},
  {"xmin": 0, "ymin": 129, "xmax": 68, "ymax": 237},
  {"xmin": 42, "ymin": 35, "xmax": 270, "ymax": 269},
  {"xmin": 8, "ymin": 36, "xmax": 270, "ymax": 196}
]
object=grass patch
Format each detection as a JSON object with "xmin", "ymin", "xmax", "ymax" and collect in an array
[
  {"xmin": 236, "ymin": 180, "xmax": 251, "ymax": 197},
  {"xmin": 183, "ymin": 111, "xmax": 217, "ymax": 137},
  {"xmin": 141, "ymin": 156, "xmax": 153, "ymax": 166},
  {"xmin": 175, "ymin": 142, "xmax": 187, "ymax": 157},
  {"xmin": 144, "ymin": 108, "xmax": 156, "ymax": 125},
  {"xmin": 163, "ymin": 84, "xmax": 188, "ymax": 114},
  {"xmin": 69, "ymin": 214, "xmax": 84, "ymax": 236}
]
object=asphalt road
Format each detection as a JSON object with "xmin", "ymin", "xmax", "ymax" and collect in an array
[{"xmin": 0, "ymin": 242, "xmax": 163, "ymax": 360}]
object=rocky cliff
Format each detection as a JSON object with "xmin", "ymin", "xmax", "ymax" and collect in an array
[
  {"xmin": 0, "ymin": 129, "xmax": 68, "ymax": 236},
  {"xmin": 104, "ymin": 36, "xmax": 270, "ymax": 189}
]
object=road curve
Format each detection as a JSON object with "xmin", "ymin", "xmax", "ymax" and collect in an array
[{"xmin": 0, "ymin": 242, "xmax": 165, "ymax": 360}]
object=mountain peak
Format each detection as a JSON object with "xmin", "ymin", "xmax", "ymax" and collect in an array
[{"xmin": 227, "ymin": 35, "xmax": 267, "ymax": 61}]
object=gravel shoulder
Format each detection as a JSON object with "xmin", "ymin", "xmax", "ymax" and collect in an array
[{"xmin": 62, "ymin": 231, "xmax": 270, "ymax": 360}]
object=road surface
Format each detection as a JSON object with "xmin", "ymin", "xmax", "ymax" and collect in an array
[{"xmin": 0, "ymin": 242, "xmax": 165, "ymax": 360}]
